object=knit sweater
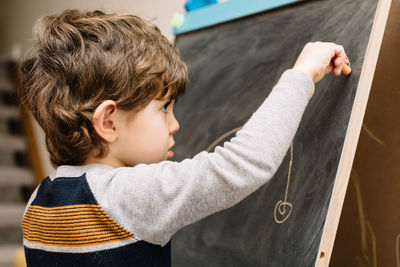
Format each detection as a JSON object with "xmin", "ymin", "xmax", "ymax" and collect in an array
[{"xmin": 22, "ymin": 69, "xmax": 314, "ymax": 266}]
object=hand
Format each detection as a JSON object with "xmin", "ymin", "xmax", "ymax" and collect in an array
[{"xmin": 293, "ymin": 42, "xmax": 349, "ymax": 83}]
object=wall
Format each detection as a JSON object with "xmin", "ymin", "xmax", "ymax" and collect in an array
[
  {"xmin": 0, "ymin": 0, "xmax": 185, "ymax": 52},
  {"xmin": 0, "ymin": 0, "xmax": 185, "ymax": 176}
]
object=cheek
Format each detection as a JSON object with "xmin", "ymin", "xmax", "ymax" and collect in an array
[
  {"xmin": 145, "ymin": 119, "xmax": 169, "ymax": 141},
  {"xmin": 139, "ymin": 137, "xmax": 169, "ymax": 164},
  {"xmin": 135, "ymin": 119, "xmax": 170, "ymax": 157}
]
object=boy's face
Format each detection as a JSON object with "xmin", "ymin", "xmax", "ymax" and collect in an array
[{"xmin": 111, "ymin": 97, "xmax": 179, "ymax": 166}]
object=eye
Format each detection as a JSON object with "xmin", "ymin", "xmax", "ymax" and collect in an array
[{"xmin": 162, "ymin": 101, "xmax": 171, "ymax": 112}]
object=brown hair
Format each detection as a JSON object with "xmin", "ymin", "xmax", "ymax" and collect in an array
[{"xmin": 19, "ymin": 9, "xmax": 187, "ymax": 167}]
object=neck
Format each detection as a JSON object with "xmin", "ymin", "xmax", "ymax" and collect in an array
[{"xmin": 83, "ymin": 152, "xmax": 125, "ymax": 168}]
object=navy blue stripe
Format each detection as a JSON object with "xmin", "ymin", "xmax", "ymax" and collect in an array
[
  {"xmin": 31, "ymin": 174, "xmax": 98, "ymax": 207},
  {"xmin": 25, "ymin": 240, "xmax": 172, "ymax": 267}
]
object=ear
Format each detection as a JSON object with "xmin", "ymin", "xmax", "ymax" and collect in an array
[{"xmin": 92, "ymin": 100, "xmax": 118, "ymax": 143}]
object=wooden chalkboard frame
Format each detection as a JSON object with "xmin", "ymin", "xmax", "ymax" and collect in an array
[{"xmin": 316, "ymin": 0, "xmax": 392, "ymax": 265}]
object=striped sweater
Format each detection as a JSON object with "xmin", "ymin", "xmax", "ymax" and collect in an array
[{"xmin": 22, "ymin": 69, "xmax": 313, "ymax": 266}]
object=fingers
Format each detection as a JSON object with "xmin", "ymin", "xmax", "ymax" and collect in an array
[
  {"xmin": 332, "ymin": 44, "xmax": 347, "ymax": 76},
  {"xmin": 333, "ymin": 56, "xmax": 344, "ymax": 76},
  {"xmin": 292, "ymin": 42, "xmax": 349, "ymax": 83}
]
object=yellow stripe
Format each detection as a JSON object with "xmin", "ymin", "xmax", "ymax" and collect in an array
[
  {"xmin": 22, "ymin": 218, "xmax": 118, "ymax": 228},
  {"xmin": 22, "ymin": 224, "xmax": 125, "ymax": 231},
  {"xmin": 22, "ymin": 223, "xmax": 126, "ymax": 232},
  {"xmin": 24, "ymin": 230, "xmax": 132, "ymax": 240},
  {"xmin": 24, "ymin": 233, "xmax": 133, "ymax": 247},
  {"xmin": 21, "ymin": 230, "xmax": 126, "ymax": 238},
  {"xmin": 25, "ymin": 232, "xmax": 133, "ymax": 243},
  {"xmin": 22, "ymin": 204, "xmax": 135, "ymax": 247},
  {"xmin": 23, "ymin": 214, "xmax": 114, "ymax": 223},
  {"xmin": 22, "ymin": 223, "xmax": 124, "ymax": 233},
  {"xmin": 25, "ymin": 209, "xmax": 106, "ymax": 217},
  {"xmin": 22, "ymin": 225, "xmax": 125, "ymax": 234}
]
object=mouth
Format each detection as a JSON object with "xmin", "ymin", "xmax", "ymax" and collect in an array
[
  {"xmin": 167, "ymin": 143, "xmax": 175, "ymax": 159},
  {"xmin": 167, "ymin": 150, "xmax": 174, "ymax": 158}
]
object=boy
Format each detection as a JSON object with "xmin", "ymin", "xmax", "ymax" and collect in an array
[{"xmin": 19, "ymin": 9, "xmax": 348, "ymax": 267}]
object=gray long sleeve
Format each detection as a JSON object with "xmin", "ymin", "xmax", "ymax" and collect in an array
[{"xmin": 50, "ymin": 69, "xmax": 314, "ymax": 246}]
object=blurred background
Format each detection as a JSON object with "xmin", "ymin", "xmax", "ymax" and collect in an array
[{"xmin": 0, "ymin": 1, "xmax": 184, "ymax": 266}]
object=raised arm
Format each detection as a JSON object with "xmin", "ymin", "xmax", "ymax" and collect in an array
[{"xmin": 87, "ymin": 42, "xmax": 349, "ymax": 245}]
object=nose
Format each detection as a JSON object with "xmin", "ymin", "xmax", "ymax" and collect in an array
[{"xmin": 169, "ymin": 113, "xmax": 180, "ymax": 135}]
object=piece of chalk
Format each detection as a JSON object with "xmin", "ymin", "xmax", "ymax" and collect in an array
[
  {"xmin": 342, "ymin": 63, "xmax": 351, "ymax": 75},
  {"xmin": 171, "ymin": 13, "xmax": 185, "ymax": 29}
]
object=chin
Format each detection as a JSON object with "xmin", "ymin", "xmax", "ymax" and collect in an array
[{"xmin": 151, "ymin": 157, "xmax": 168, "ymax": 164}]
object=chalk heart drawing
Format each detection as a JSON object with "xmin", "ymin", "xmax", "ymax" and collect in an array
[
  {"xmin": 274, "ymin": 143, "xmax": 294, "ymax": 224},
  {"xmin": 274, "ymin": 201, "xmax": 293, "ymax": 224},
  {"xmin": 207, "ymin": 128, "xmax": 296, "ymax": 224}
]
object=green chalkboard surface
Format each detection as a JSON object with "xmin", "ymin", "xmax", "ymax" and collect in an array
[{"xmin": 171, "ymin": 0, "xmax": 380, "ymax": 266}]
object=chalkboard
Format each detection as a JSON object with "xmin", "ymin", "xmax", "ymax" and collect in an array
[{"xmin": 171, "ymin": 0, "xmax": 385, "ymax": 266}]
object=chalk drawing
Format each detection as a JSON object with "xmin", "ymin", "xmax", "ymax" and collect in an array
[
  {"xmin": 362, "ymin": 123, "xmax": 385, "ymax": 145},
  {"xmin": 396, "ymin": 234, "xmax": 400, "ymax": 267},
  {"xmin": 206, "ymin": 128, "xmax": 295, "ymax": 224},
  {"xmin": 206, "ymin": 126, "xmax": 243, "ymax": 152},
  {"xmin": 352, "ymin": 170, "xmax": 377, "ymax": 267},
  {"xmin": 274, "ymin": 142, "xmax": 294, "ymax": 224}
]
